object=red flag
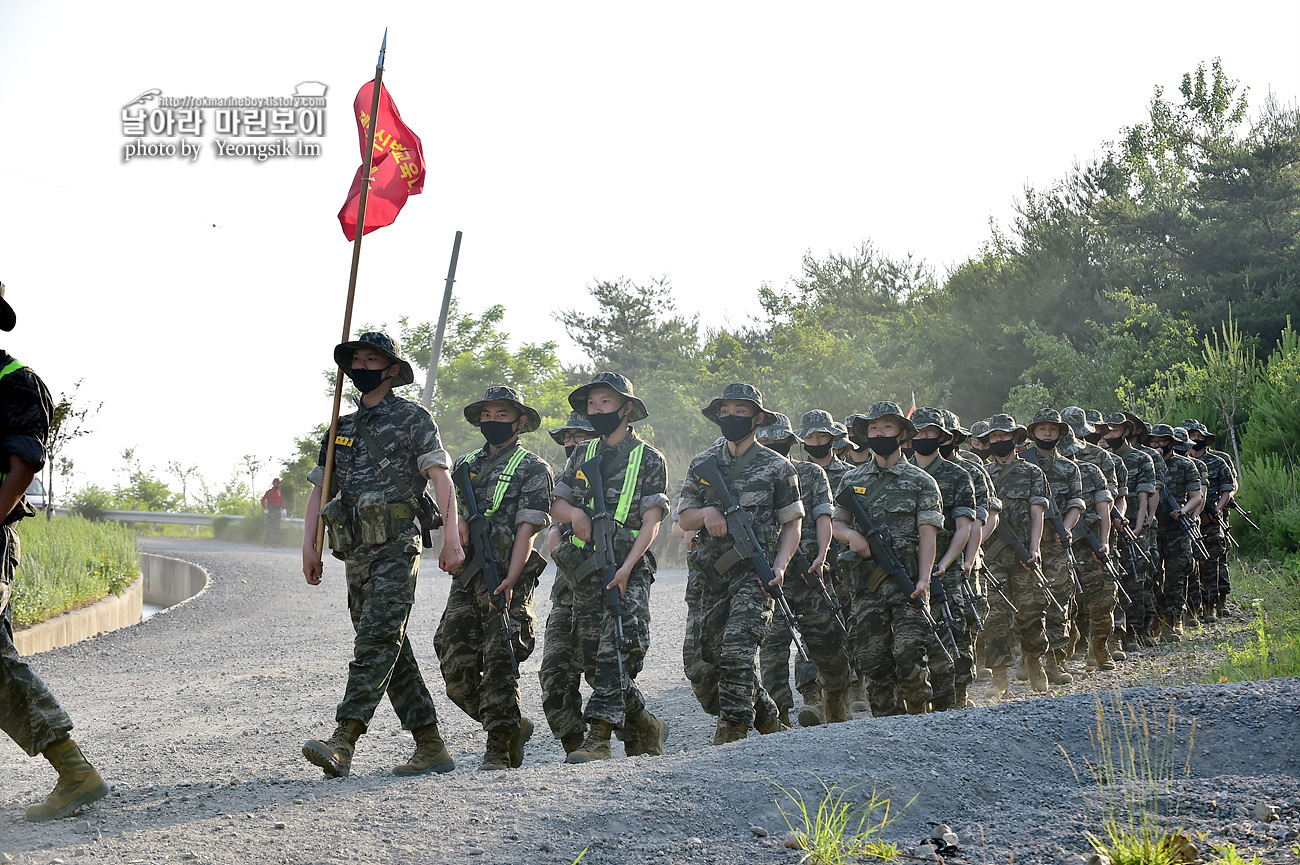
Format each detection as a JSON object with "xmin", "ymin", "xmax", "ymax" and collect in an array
[
  {"xmin": 337, "ymin": 80, "xmax": 426, "ymax": 241},
  {"xmin": 906, "ymin": 392, "xmax": 917, "ymax": 419}
]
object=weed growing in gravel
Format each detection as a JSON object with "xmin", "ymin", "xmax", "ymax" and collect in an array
[
  {"xmin": 1208, "ymin": 558, "xmax": 1300, "ymax": 682},
  {"xmin": 11, "ymin": 515, "xmax": 139, "ymax": 625},
  {"xmin": 771, "ymin": 776, "xmax": 906, "ymax": 863},
  {"xmin": 1061, "ymin": 691, "xmax": 1195, "ymax": 865},
  {"xmin": 1207, "ymin": 841, "xmax": 1262, "ymax": 865}
]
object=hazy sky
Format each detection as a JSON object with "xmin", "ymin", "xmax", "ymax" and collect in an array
[{"xmin": 1, "ymin": 0, "xmax": 1297, "ymax": 500}]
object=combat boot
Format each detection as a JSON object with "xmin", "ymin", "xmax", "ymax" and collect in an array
[
  {"xmin": 565, "ymin": 720, "xmax": 614, "ymax": 764},
  {"xmin": 1162, "ymin": 614, "xmax": 1184, "ymax": 643},
  {"xmin": 24, "ymin": 738, "xmax": 109, "ymax": 823},
  {"xmin": 302, "ymin": 719, "xmax": 365, "ymax": 779},
  {"xmin": 823, "ymin": 689, "xmax": 850, "ymax": 723},
  {"xmin": 777, "ymin": 708, "xmax": 793, "ymax": 729},
  {"xmin": 848, "ymin": 678, "xmax": 870, "ymax": 714},
  {"xmin": 1203, "ymin": 604, "xmax": 1218, "ymax": 625},
  {"xmin": 1046, "ymin": 652, "xmax": 1074, "ymax": 685},
  {"xmin": 479, "ymin": 731, "xmax": 511, "ymax": 771},
  {"xmin": 1108, "ymin": 631, "xmax": 1127, "ymax": 662},
  {"xmin": 984, "ymin": 666, "xmax": 1009, "ymax": 700},
  {"xmin": 561, "ymin": 730, "xmax": 585, "ymax": 757},
  {"xmin": 1014, "ymin": 655, "xmax": 1029, "ymax": 682},
  {"xmin": 714, "ymin": 720, "xmax": 749, "ymax": 744},
  {"xmin": 393, "ymin": 723, "xmax": 455, "ymax": 776},
  {"xmin": 1216, "ymin": 601, "xmax": 1228, "ymax": 619},
  {"xmin": 621, "ymin": 723, "xmax": 643, "ymax": 757},
  {"xmin": 1026, "ymin": 654, "xmax": 1049, "ymax": 693},
  {"xmin": 506, "ymin": 717, "xmax": 533, "ymax": 768},
  {"xmin": 754, "ymin": 716, "xmax": 790, "ymax": 735},
  {"xmin": 797, "ymin": 684, "xmax": 825, "ymax": 727},
  {"xmin": 1089, "ymin": 635, "xmax": 1116, "ymax": 671},
  {"xmin": 954, "ymin": 682, "xmax": 972, "ymax": 709},
  {"xmin": 627, "ymin": 709, "xmax": 668, "ymax": 757}
]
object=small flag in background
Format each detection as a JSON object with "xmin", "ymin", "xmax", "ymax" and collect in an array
[
  {"xmin": 337, "ymin": 80, "xmax": 425, "ymax": 241},
  {"xmin": 907, "ymin": 392, "xmax": 917, "ymax": 418}
]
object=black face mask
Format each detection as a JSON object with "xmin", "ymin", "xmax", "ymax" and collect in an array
[
  {"xmin": 1035, "ymin": 436, "xmax": 1059, "ymax": 451},
  {"xmin": 1158, "ymin": 444, "xmax": 1173, "ymax": 457},
  {"xmin": 804, "ymin": 441, "xmax": 834, "ymax": 459},
  {"xmin": 587, "ymin": 409, "xmax": 624, "ymax": 438},
  {"xmin": 346, "ymin": 367, "xmax": 388, "ymax": 395},
  {"xmin": 912, "ymin": 438, "xmax": 942, "ymax": 456},
  {"xmin": 1190, "ymin": 440, "xmax": 1207, "ymax": 452},
  {"xmin": 939, "ymin": 442, "xmax": 957, "ymax": 459},
  {"xmin": 766, "ymin": 440, "xmax": 793, "ymax": 457},
  {"xmin": 849, "ymin": 434, "xmax": 868, "ymax": 448},
  {"xmin": 989, "ymin": 439, "xmax": 1017, "ymax": 458},
  {"xmin": 718, "ymin": 415, "xmax": 757, "ymax": 443},
  {"xmin": 1104, "ymin": 433, "xmax": 1127, "ymax": 450},
  {"xmin": 1085, "ymin": 432, "xmax": 1104, "ymax": 445},
  {"xmin": 481, "ymin": 420, "xmax": 516, "ymax": 447},
  {"xmin": 866, "ymin": 435, "xmax": 899, "ymax": 456},
  {"xmin": 564, "ymin": 445, "xmax": 578, "ymax": 460}
]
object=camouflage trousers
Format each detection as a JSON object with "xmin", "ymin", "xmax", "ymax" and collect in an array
[
  {"xmin": 690, "ymin": 559, "xmax": 781, "ymax": 727},
  {"xmin": 981, "ymin": 548, "xmax": 1049, "ymax": 669},
  {"xmin": 1039, "ymin": 542, "xmax": 1077, "ymax": 657},
  {"xmin": 1189, "ymin": 521, "xmax": 1228, "ymax": 610},
  {"xmin": 926, "ymin": 570, "xmax": 975, "ymax": 711},
  {"xmin": 1071, "ymin": 540, "xmax": 1117, "ymax": 640},
  {"xmin": 1115, "ymin": 531, "xmax": 1151, "ymax": 634},
  {"xmin": 758, "ymin": 563, "xmax": 851, "ymax": 712},
  {"xmin": 1155, "ymin": 522, "xmax": 1195, "ymax": 619},
  {"xmin": 336, "ymin": 536, "xmax": 439, "ymax": 730},
  {"xmin": 848, "ymin": 564, "xmax": 932, "ymax": 716},
  {"xmin": 434, "ymin": 560, "xmax": 539, "ymax": 734},
  {"xmin": 538, "ymin": 569, "xmax": 585, "ymax": 741},
  {"xmin": 2, "ymin": 526, "xmax": 75, "ymax": 756},
  {"xmin": 565, "ymin": 543, "xmax": 653, "ymax": 729},
  {"xmin": 1140, "ymin": 527, "xmax": 1162, "ymax": 628}
]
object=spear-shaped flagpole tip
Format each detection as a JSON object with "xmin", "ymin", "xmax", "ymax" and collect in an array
[{"xmin": 378, "ymin": 27, "xmax": 387, "ymax": 69}]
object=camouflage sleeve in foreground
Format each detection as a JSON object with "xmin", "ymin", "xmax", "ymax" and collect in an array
[
  {"xmin": 1203, "ymin": 452, "xmax": 1236, "ymax": 496},
  {"xmin": 832, "ymin": 461, "xmax": 943, "ymax": 542},
  {"xmin": 0, "ymin": 360, "xmax": 52, "ymax": 471},
  {"xmin": 1164, "ymin": 454, "xmax": 1202, "ymax": 503},
  {"xmin": 795, "ymin": 460, "xmax": 833, "ymax": 546},
  {"xmin": 1119, "ymin": 445, "xmax": 1156, "ymax": 498},
  {"xmin": 770, "ymin": 453, "xmax": 805, "ymax": 526},
  {"xmin": 1076, "ymin": 461, "xmax": 1113, "ymax": 509}
]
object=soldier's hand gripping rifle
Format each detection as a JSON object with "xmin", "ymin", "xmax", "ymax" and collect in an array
[
  {"xmin": 1226, "ymin": 497, "xmax": 1262, "ymax": 532},
  {"xmin": 1159, "ymin": 490, "xmax": 1210, "ymax": 560},
  {"xmin": 1204, "ymin": 503, "xmax": 1241, "ymax": 549},
  {"xmin": 1111, "ymin": 507, "xmax": 1154, "ymax": 568},
  {"xmin": 1043, "ymin": 498, "xmax": 1085, "ymax": 597},
  {"xmin": 956, "ymin": 564, "xmax": 987, "ymax": 632},
  {"xmin": 574, "ymin": 451, "xmax": 631, "ymax": 687},
  {"xmin": 992, "ymin": 519, "xmax": 1067, "ymax": 614},
  {"xmin": 928, "ymin": 568, "xmax": 963, "ymax": 660},
  {"xmin": 696, "ymin": 455, "xmax": 810, "ymax": 662},
  {"xmin": 790, "ymin": 549, "xmax": 848, "ymax": 636},
  {"xmin": 834, "ymin": 485, "xmax": 953, "ymax": 664},
  {"xmin": 1071, "ymin": 516, "xmax": 1132, "ymax": 605},
  {"xmin": 452, "ymin": 462, "xmax": 519, "ymax": 679}
]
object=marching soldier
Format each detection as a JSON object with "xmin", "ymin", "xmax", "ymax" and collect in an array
[
  {"xmin": 756, "ymin": 413, "xmax": 851, "ymax": 727},
  {"xmin": 1181, "ymin": 419, "xmax": 1237, "ymax": 619},
  {"xmin": 1056, "ymin": 432, "xmax": 1119, "ymax": 669},
  {"xmin": 831, "ymin": 402, "xmax": 943, "ymax": 716},
  {"xmin": 301, "ymin": 332, "xmax": 463, "ymax": 779},
  {"xmin": 550, "ymin": 373, "xmax": 670, "ymax": 762},
  {"xmin": 1101, "ymin": 412, "xmax": 1158, "ymax": 648},
  {"xmin": 1146, "ymin": 424, "xmax": 1203, "ymax": 641},
  {"xmin": 677, "ymin": 384, "xmax": 804, "ymax": 742},
  {"xmin": 435, "ymin": 387, "xmax": 554, "ymax": 770}
]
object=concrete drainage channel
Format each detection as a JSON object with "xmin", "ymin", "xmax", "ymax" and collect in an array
[{"xmin": 14, "ymin": 552, "xmax": 209, "ymax": 655}]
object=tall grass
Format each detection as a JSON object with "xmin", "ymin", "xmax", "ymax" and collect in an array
[
  {"xmin": 771, "ymin": 776, "xmax": 904, "ymax": 863},
  {"xmin": 1061, "ymin": 692, "xmax": 1195, "ymax": 865},
  {"xmin": 1208, "ymin": 556, "xmax": 1300, "ymax": 682},
  {"xmin": 10, "ymin": 516, "xmax": 139, "ymax": 626}
]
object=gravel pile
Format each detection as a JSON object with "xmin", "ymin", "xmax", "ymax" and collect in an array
[{"xmin": 2, "ymin": 539, "xmax": 1296, "ymax": 864}]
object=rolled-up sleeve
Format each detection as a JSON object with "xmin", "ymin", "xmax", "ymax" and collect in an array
[
  {"xmin": 775, "ymin": 500, "xmax": 805, "ymax": 525},
  {"xmin": 418, "ymin": 448, "xmax": 451, "ymax": 474}
]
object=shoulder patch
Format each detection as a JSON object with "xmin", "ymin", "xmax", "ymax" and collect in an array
[{"xmin": 335, "ymin": 435, "xmax": 354, "ymax": 447}]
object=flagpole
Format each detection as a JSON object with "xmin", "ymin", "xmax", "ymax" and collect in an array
[
  {"xmin": 421, "ymin": 230, "xmax": 462, "ymax": 409},
  {"xmin": 316, "ymin": 29, "xmax": 388, "ymax": 555}
]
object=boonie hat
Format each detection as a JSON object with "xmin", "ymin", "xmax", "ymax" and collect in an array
[
  {"xmin": 1060, "ymin": 406, "xmax": 1094, "ymax": 438},
  {"xmin": 1148, "ymin": 423, "xmax": 1176, "ymax": 440},
  {"xmin": 463, "ymin": 385, "xmax": 542, "ymax": 434},
  {"xmin": 795, "ymin": 409, "xmax": 846, "ymax": 440},
  {"xmin": 941, "ymin": 409, "xmax": 970, "ymax": 442},
  {"xmin": 549, "ymin": 411, "xmax": 596, "ymax": 446},
  {"xmin": 849, "ymin": 401, "xmax": 917, "ymax": 439},
  {"xmin": 334, "ymin": 331, "xmax": 415, "ymax": 387},
  {"xmin": 1180, "ymin": 419, "xmax": 1215, "ymax": 442},
  {"xmin": 911, "ymin": 407, "xmax": 952, "ymax": 440},
  {"xmin": 1028, "ymin": 408, "xmax": 1070, "ymax": 438},
  {"xmin": 702, "ymin": 383, "xmax": 775, "ymax": 426},
  {"xmin": 568, "ymin": 372, "xmax": 649, "ymax": 422},
  {"xmin": 756, "ymin": 412, "xmax": 799, "ymax": 443},
  {"xmin": 977, "ymin": 413, "xmax": 1027, "ymax": 444},
  {"xmin": 969, "ymin": 418, "xmax": 992, "ymax": 440}
]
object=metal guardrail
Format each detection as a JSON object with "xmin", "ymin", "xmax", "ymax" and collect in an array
[{"xmin": 52, "ymin": 507, "xmax": 305, "ymax": 528}]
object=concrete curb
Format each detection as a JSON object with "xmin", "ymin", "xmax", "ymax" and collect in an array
[{"xmin": 14, "ymin": 552, "xmax": 210, "ymax": 656}]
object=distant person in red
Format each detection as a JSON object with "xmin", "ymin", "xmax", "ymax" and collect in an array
[{"xmin": 262, "ymin": 478, "xmax": 286, "ymax": 545}]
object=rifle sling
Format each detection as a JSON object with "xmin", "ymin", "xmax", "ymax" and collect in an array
[{"xmin": 352, "ymin": 416, "xmax": 424, "ymax": 515}]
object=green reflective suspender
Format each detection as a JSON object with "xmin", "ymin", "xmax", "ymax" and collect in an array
[
  {"xmin": 573, "ymin": 439, "xmax": 646, "ymax": 548},
  {"xmin": 0, "ymin": 359, "xmax": 26, "ymax": 483},
  {"xmin": 461, "ymin": 445, "xmax": 528, "ymax": 519}
]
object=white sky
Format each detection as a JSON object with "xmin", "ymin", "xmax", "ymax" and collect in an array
[{"xmin": 1, "ymin": 0, "xmax": 1297, "ymax": 499}]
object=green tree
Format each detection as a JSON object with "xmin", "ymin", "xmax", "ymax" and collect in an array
[
  {"xmin": 44, "ymin": 379, "xmax": 101, "ymax": 520},
  {"xmin": 554, "ymin": 276, "xmax": 699, "ymax": 380}
]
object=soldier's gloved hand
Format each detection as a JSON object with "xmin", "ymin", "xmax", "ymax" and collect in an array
[{"xmin": 702, "ymin": 506, "xmax": 728, "ymax": 538}]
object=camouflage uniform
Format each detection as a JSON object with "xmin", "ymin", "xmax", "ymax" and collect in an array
[
  {"xmin": 1152, "ymin": 432, "xmax": 1201, "ymax": 628},
  {"xmin": 0, "ymin": 354, "xmax": 74, "ymax": 757},
  {"xmin": 309, "ymin": 390, "xmax": 448, "ymax": 732},
  {"xmin": 1182, "ymin": 420, "xmax": 1236, "ymax": 616},
  {"xmin": 978, "ymin": 416, "xmax": 1052, "ymax": 675},
  {"xmin": 434, "ymin": 440, "xmax": 553, "ymax": 735},
  {"xmin": 552, "ymin": 429, "xmax": 668, "ymax": 730},
  {"xmin": 833, "ymin": 403, "xmax": 944, "ymax": 716},
  {"xmin": 757, "ymin": 414, "xmax": 850, "ymax": 718},
  {"xmin": 679, "ymin": 410, "xmax": 804, "ymax": 727},
  {"xmin": 1059, "ymin": 436, "xmax": 1117, "ymax": 647},
  {"xmin": 1105, "ymin": 419, "xmax": 1158, "ymax": 638}
]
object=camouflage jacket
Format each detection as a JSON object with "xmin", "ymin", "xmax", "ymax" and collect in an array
[
  {"xmin": 794, "ymin": 459, "xmax": 833, "ymax": 553},
  {"xmin": 982, "ymin": 456, "xmax": 1049, "ymax": 542},
  {"xmin": 818, "ymin": 456, "xmax": 851, "ymax": 499},
  {"xmin": 310, "ymin": 392, "xmax": 450, "ymax": 508},
  {"xmin": 0, "ymin": 352, "xmax": 52, "ymax": 528},
  {"xmin": 1162, "ymin": 452, "xmax": 1202, "ymax": 506},
  {"xmin": 552, "ymin": 428, "xmax": 669, "ymax": 535},
  {"xmin": 452, "ymin": 443, "xmax": 554, "ymax": 565},
  {"xmin": 832, "ymin": 457, "xmax": 944, "ymax": 563},
  {"xmin": 1075, "ymin": 440, "xmax": 1121, "ymax": 500},
  {"xmin": 1107, "ymin": 448, "xmax": 1129, "ymax": 500},
  {"xmin": 1139, "ymin": 444, "xmax": 1168, "ymax": 493},
  {"xmin": 918, "ymin": 456, "xmax": 976, "ymax": 550},
  {"xmin": 1210, "ymin": 449, "xmax": 1238, "ymax": 487},
  {"xmin": 1190, "ymin": 455, "xmax": 1209, "ymax": 504},
  {"xmin": 1073, "ymin": 458, "xmax": 1114, "ymax": 530},
  {"xmin": 1201, "ymin": 450, "xmax": 1236, "ymax": 499},
  {"xmin": 1021, "ymin": 448, "xmax": 1086, "ymax": 517},
  {"xmin": 954, "ymin": 450, "xmax": 997, "ymax": 520},
  {"xmin": 1113, "ymin": 441, "xmax": 1156, "ymax": 509},
  {"xmin": 678, "ymin": 440, "xmax": 804, "ymax": 563}
]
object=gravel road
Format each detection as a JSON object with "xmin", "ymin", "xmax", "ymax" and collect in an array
[{"xmin": 2, "ymin": 539, "xmax": 1297, "ymax": 864}]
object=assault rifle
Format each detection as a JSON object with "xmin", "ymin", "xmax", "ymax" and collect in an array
[
  {"xmin": 992, "ymin": 519, "xmax": 1067, "ymax": 614},
  {"xmin": 1159, "ymin": 489, "xmax": 1210, "ymax": 560},
  {"xmin": 1071, "ymin": 515, "xmax": 1132, "ymax": 605},
  {"xmin": 956, "ymin": 566, "xmax": 987, "ymax": 632},
  {"xmin": 1226, "ymin": 497, "xmax": 1261, "ymax": 532},
  {"xmin": 1042, "ymin": 497, "xmax": 1086, "ymax": 597},
  {"xmin": 975, "ymin": 562, "xmax": 1019, "ymax": 614},
  {"xmin": 790, "ymin": 549, "xmax": 848, "ymax": 636},
  {"xmin": 696, "ymin": 455, "xmax": 810, "ymax": 662},
  {"xmin": 452, "ymin": 462, "xmax": 519, "ymax": 679},
  {"xmin": 574, "ymin": 450, "xmax": 632, "ymax": 686},
  {"xmin": 1203, "ymin": 503, "xmax": 1240, "ymax": 549},
  {"xmin": 1111, "ymin": 508, "xmax": 1154, "ymax": 567},
  {"xmin": 928, "ymin": 570, "xmax": 963, "ymax": 660},
  {"xmin": 834, "ymin": 485, "xmax": 953, "ymax": 664}
]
